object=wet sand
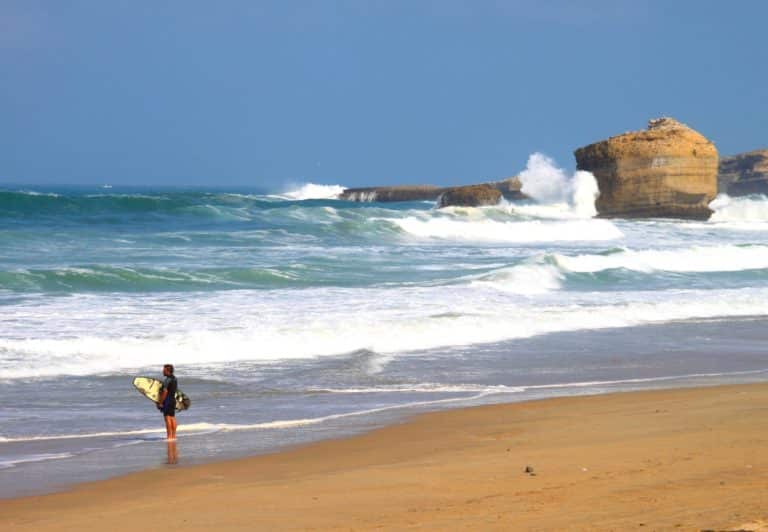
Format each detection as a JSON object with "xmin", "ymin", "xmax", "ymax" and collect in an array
[{"xmin": 2, "ymin": 383, "xmax": 768, "ymax": 531}]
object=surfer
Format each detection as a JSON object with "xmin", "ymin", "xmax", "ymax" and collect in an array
[{"xmin": 157, "ymin": 364, "xmax": 178, "ymax": 440}]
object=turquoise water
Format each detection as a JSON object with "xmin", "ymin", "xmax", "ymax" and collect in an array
[{"xmin": 2, "ymin": 180, "xmax": 768, "ymax": 497}]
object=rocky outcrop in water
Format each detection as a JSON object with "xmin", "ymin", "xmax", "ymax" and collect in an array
[
  {"xmin": 339, "ymin": 185, "xmax": 444, "ymax": 202},
  {"xmin": 339, "ymin": 177, "xmax": 524, "ymax": 206},
  {"xmin": 574, "ymin": 117, "xmax": 719, "ymax": 219},
  {"xmin": 487, "ymin": 177, "xmax": 526, "ymax": 200},
  {"xmin": 718, "ymin": 149, "xmax": 768, "ymax": 196},
  {"xmin": 437, "ymin": 184, "xmax": 502, "ymax": 207}
]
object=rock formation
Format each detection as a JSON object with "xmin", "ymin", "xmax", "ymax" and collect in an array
[
  {"xmin": 574, "ymin": 117, "xmax": 719, "ymax": 219},
  {"xmin": 437, "ymin": 184, "xmax": 502, "ymax": 208},
  {"xmin": 339, "ymin": 185, "xmax": 444, "ymax": 202},
  {"xmin": 718, "ymin": 149, "xmax": 768, "ymax": 196},
  {"xmin": 339, "ymin": 177, "xmax": 524, "ymax": 206},
  {"xmin": 486, "ymin": 177, "xmax": 526, "ymax": 201}
]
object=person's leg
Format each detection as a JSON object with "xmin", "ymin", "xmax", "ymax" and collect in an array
[
  {"xmin": 170, "ymin": 416, "xmax": 177, "ymax": 439},
  {"xmin": 164, "ymin": 415, "xmax": 173, "ymax": 439},
  {"xmin": 166, "ymin": 440, "xmax": 178, "ymax": 464}
]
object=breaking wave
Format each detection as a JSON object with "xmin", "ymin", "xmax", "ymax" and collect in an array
[
  {"xmin": 0, "ymin": 187, "xmax": 352, "ymax": 223},
  {"xmin": 469, "ymin": 264, "xmax": 564, "ymax": 294},
  {"xmin": 275, "ymin": 183, "xmax": 347, "ymax": 200},
  {"xmin": 518, "ymin": 152, "xmax": 600, "ymax": 219},
  {"xmin": 552, "ymin": 244, "xmax": 768, "ymax": 273},
  {"xmin": 389, "ymin": 216, "xmax": 622, "ymax": 243},
  {"xmin": 709, "ymin": 194, "xmax": 768, "ymax": 223},
  {"xmin": 0, "ymin": 189, "xmax": 273, "ymax": 220},
  {"xmin": 4, "ymin": 282, "xmax": 768, "ymax": 380},
  {"xmin": 0, "ymin": 265, "xmax": 312, "ymax": 292},
  {"xmin": 467, "ymin": 244, "xmax": 768, "ymax": 293}
]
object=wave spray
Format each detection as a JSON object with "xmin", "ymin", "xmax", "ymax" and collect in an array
[{"xmin": 519, "ymin": 152, "xmax": 599, "ymax": 218}]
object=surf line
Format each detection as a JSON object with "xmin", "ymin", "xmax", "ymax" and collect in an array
[
  {"xmin": 0, "ymin": 391, "xmax": 504, "ymax": 443},
  {"xmin": 2, "ymin": 368, "xmax": 766, "ymax": 444}
]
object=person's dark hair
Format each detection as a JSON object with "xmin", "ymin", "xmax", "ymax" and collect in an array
[{"xmin": 164, "ymin": 364, "xmax": 174, "ymax": 375}]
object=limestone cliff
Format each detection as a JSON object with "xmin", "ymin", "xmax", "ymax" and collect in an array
[
  {"xmin": 718, "ymin": 149, "xmax": 768, "ymax": 196},
  {"xmin": 574, "ymin": 117, "xmax": 718, "ymax": 219}
]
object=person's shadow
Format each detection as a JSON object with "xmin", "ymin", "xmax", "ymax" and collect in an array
[{"xmin": 166, "ymin": 440, "xmax": 179, "ymax": 465}]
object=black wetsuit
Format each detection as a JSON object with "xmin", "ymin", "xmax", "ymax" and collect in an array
[{"xmin": 162, "ymin": 375, "xmax": 178, "ymax": 416}]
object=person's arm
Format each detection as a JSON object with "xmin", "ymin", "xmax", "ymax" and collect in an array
[{"xmin": 157, "ymin": 387, "xmax": 168, "ymax": 407}]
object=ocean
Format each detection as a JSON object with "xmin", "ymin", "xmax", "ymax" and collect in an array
[{"xmin": 3, "ymin": 159, "xmax": 768, "ymax": 497}]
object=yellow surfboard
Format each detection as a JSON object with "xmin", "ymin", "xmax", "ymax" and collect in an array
[{"xmin": 132, "ymin": 377, "xmax": 191, "ymax": 411}]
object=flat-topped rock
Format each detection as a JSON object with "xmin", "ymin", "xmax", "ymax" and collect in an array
[
  {"xmin": 338, "ymin": 185, "xmax": 444, "ymax": 202},
  {"xmin": 718, "ymin": 149, "xmax": 768, "ymax": 196},
  {"xmin": 339, "ymin": 177, "xmax": 524, "ymax": 204},
  {"xmin": 486, "ymin": 177, "xmax": 525, "ymax": 200},
  {"xmin": 437, "ymin": 184, "xmax": 502, "ymax": 208},
  {"xmin": 574, "ymin": 117, "xmax": 719, "ymax": 219}
]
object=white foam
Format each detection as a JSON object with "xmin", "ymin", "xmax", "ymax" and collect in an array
[
  {"xmin": 277, "ymin": 183, "xmax": 346, "ymax": 200},
  {"xmin": 6, "ymin": 370, "xmax": 765, "ymax": 451},
  {"xmin": 554, "ymin": 244, "xmax": 768, "ymax": 273},
  {"xmin": 469, "ymin": 263, "xmax": 563, "ymax": 294},
  {"xmin": 465, "ymin": 244, "xmax": 768, "ymax": 295},
  {"xmin": 320, "ymin": 370, "xmax": 768, "ymax": 397},
  {"xmin": 0, "ymin": 393, "xmax": 501, "ymax": 444},
  {"xmin": 16, "ymin": 190, "xmax": 60, "ymax": 197},
  {"xmin": 363, "ymin": 352, "xmax": 394, "ymax": 375},
  {"xmin": 4, "ymin": 283, "xmax": 768, "ymax": 380},
  {"xmin": 345, "ymin": 190, "xmax": 378, "ymax": 202},
  {"xmin": 709, "ymin": 194, "xmax": 768, "ymax": 224},
  {"xmin": 312, "ymin": 383, "xmax": 525, "ymax": 394},
  {"xmin": 523, "ymin": 369, "xmax": 768, "ymax": 391},
  {"xmin": 0, "ymin": 452, "xmax": 74, "ymax": 469},
  {"xmin": 519, "ymin": 153, "xmax": 599, "ymax": 219},
  {"xmin": 390, "ymin": 216, "xmax": 622, "ymax": 243},
  {"xmin": 0, "ymin": 422, "xmax": 225, "ymax": 443},
  {"xmin": 208, "ymin": 390, "xmax": 503, "ymax": 431}
]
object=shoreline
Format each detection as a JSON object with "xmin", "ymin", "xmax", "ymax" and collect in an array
[{"xmin": 3, "ymin": 382, "xmax": 768, "ymax": 530}]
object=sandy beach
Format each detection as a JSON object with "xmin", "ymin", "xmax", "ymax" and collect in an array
[
  {"xmin": 2, "ymin": 383, "xmax": 767, "ymax": 531},
  {"xmin": 5, "ymin": 2, "xmax": 768, "ymax": 531}
]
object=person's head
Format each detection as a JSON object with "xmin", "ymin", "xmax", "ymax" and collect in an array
[{"xmin": 163, "ymin": 364, "xmax": 174, "ymax": 377}]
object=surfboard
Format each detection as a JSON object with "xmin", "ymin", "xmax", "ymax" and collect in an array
[{"xmin": 133, "ymin": 377, "xmax": 191, "ymax": 412}]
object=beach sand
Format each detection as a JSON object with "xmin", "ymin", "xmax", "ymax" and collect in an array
[{"xmin": 2, "ymin": 383, "xmax": 767, "ymax": 531}]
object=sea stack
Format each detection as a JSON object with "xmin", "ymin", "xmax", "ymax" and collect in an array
[
  {"xmin": 574, "ymin": 117, "xmax": 719, "ymax": 219},
  {"xmin": 718, "ymin": 149, "xmax": 768, "ymax": 196}
]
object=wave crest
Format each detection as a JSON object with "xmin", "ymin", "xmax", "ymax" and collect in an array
[
  {"xmin": 277, "ymin": 183, "xmax": 346, "ymax": 200},
  {"xmin": 553, "ymin": 244, "xmax": 768, "ymax": 273},
  {"xmin": 0, "ymin": 265, "xmax": 310, "ymax": 293},
  {"xmin": 469, "ymin": 264, "xmax": 563, "ymax": 294},
  {"xmin": 390, "ymin": 215, "xmax": 623, "ymax": 243},
  {"xmin": 465, "ymin": 244, "xmax": 768, "ymax": 294}
]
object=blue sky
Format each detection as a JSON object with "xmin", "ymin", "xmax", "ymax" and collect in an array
[{"xmin": 1, "ymin": 1, "xmax": 766, "ymax": 188}]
